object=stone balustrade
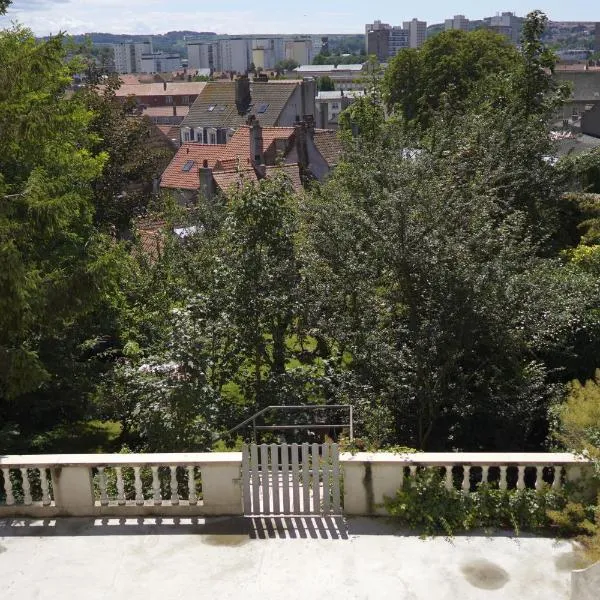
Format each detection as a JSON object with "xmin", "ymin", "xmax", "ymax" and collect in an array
[
  {"xmin": 0, "ymin": 451, "xmax": 594, "ymax": 518},
  {"xmin": 341, "ymin": 452, "xmax": 593, "ymax": 516},
  {"xmin": 0, "ymin": 453, "xmax": 243, "ymax": 517}
]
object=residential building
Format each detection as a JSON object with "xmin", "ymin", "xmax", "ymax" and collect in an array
[
  {"xmin": 486, "ymin": 12, "xmax": 523, "ymax": 45},
  {"xmin": 178, "ymin": 77, "xmax": 316, "ymax": 145},
  {"xmin": 315, "ymin": 90, "xmax": 364, "ymax": 129},
  {"xmin": 582, "ymin": 104, "xmax": 600, "ymax": 137},
  {"xmin": 293, "ymin": 64, "xmax": 366, "ymax": 90},
  {"xmin": 140, "ymin": 52, "xmax": 181, "ymax": 74},
  {"xmin": 403, "ymin": 19, "xmax": 427, "ymax": 48},
  {"xmin": 187, "ymin": 41, "xmax": 218, "ymax": 71},
  {"xmin": 219, "ymin": 38, "xmax": 251, "ymax": 73},
  {"xmin": 595, "ymin": 23, "xmax": 600, "ymax": 52},
  {"xmin": 252, "ymin": 38, "xmax": 285, "ymax": 69},
  {"xmin": 160, "ymin": 119, "xmax": 342, "ymax": 204},
  {"xmin": 285, "ymin": 39, "xmax": 313, "ymax": 66},
  {"xmin": 366, "ymin": 29, "xmax": 389, "ymax": 62},
  {"xmin": 389, "ymin": 27, "xmax": 410, "ymax": 56},
  {"xmin": 445, "ymin": 15, "xmax": 469, "ymax": 31},
  {"xmin": 111, "ymin": 81, "xmax": 206, "ymax": 110},
  {"xmin": 113, "ymin": 41, "xmax": 152, "ymax": 74},
  {"xmin": 554, "ymin": 68, "xmax": 600, "ymax": 128},
  {"xmin": 365, "ymin": 19, "xmax": 391, "ymax": 51}
]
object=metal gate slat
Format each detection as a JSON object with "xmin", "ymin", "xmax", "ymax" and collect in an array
[
  {"xmin": 312, "ymin": 443, "xmax": 320, "ymax": 515},
  {"xmin": 301, "ymin": 443, "xmax": 311, "ymax": 514},
  {"xmin": 242, "ymin": 444, "xmax": 251, "ymax": 514},
  {"xmin": 321, "ymin": 443, "xmax": 330, "ymax": 515},
  {"xmin": 260, "ymin": 444, "xmax": 270, "ymax": 515},
  {"xmin": 250, "ymin": 443, "xmax": 260, "ymax": 514},
  {"xmin": 281, "ymin": 443, "xmax": 290, "ymax": 514},
  {"xmin": 291, "ymin": 443, "xmax": 300, "ymax": 513},
  {"xmin": 270, "ymin": 443, "xmax": 280, "ymax": 514}
]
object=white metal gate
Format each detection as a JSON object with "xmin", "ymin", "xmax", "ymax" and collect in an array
[{"xmin": 241, "ymin": 443, "xmax": 341, "ymax": 516}]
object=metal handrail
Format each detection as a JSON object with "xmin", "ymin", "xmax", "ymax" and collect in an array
[{"xmin": 218, "ymin": 404, "xmax": 354, "ymax": 442}]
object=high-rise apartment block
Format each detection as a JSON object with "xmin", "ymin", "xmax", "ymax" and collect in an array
[
  {"xmin": 595, "ymin": 23, "xmax": 600, "ymax": 52},
  {"xmin": 365, "ymin": 17, "xmax": 426, "ymax": 61},
  {"xmin": 403, "ymin": 19, "xmax": 427, "ymax": 49},
  {"xmin": 444, "ymin": 15, "xmax": 470, "ymax": 32},
  {"xmin": 113, "ymin": 40, "xmax": 152, "ymax": 73},
  {"xmin": 486, "ymin": 12, "xmax": 523, "ymax": 45},
  {"xmin": 285, "ymin": 39, "xmax": 313, "ymax": 66},
  {"xmin": 187, "ymin": 36, "xmax": 310, "ymax": 74}
]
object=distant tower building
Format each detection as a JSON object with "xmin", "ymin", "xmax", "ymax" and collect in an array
[
  {"xmin": 444, "ymin": 15, "xmax": 469, "ymax": 32},
  {"xmin": 113, "ymin": 40, "xmax": 152, "ymax": 73},
  {"xmin": 321, "ymin": 36, "xmax": 329, "ymax": 54},
  {"xmin": 285, "ymin": 39, "xmax": 313, "ymax": 65},
  {"xmin": 595, "ymin": 23, "xmax": 600, "ymax": 52},
  {"xmin": 366, "ymin": 29, "xmax": 389, "ymax": 62},
  {"xmin": 388, "ymin": 26, "xmax": 410, "ymax": 57},
  {"xmin": 365, "ymin": 20, "xmax": 391, "ymax": 53},
  {"xmin": 487, "ymin": 12, "xmax": 523, "ymax": 45},
  {"xmin": 403, "ymin": 19, "xmax": 427, "ymax": 48}
]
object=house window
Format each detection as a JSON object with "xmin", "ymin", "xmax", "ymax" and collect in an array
[
  {"xmin": 183, "ymin": 131, "xmax": 190, "ymax": 142},
  {"xmin": 181, "ymin": 96, "xmax": 189, "ymax": 105},
  {"xmin": 165, "ymin": 96, "xmax": 173, "ymax": 104},
  {"xmin": 210, "ymin": 133, "xmax": 217, "ymax": 144},
  {"xmin": 331, "ymin": 103, "xmax": 339, "ymax": 109}
]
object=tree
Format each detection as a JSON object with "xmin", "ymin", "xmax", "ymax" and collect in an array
[
  {"xmin": 317, "ymin": 76, "xmax": 335, "ymax": 91},
  {"xmin": 304, "ymin": 74, "xmax": 600, "ymax": 451},
  {"xmin": 0, "ymin": 26, "xmax": 128, "ymax": 448},
  {"xmin": 382, "ymin": 29, "xmax": 519, "ymax": 129},
  {"xmin": 79, "ymin": 78, "xmax": 175, "ymax": 236}
]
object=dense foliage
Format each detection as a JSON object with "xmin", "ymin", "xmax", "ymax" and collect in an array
[{"xmin": 3, "ymin": 11, "xmax": 600, "ymax": 458}]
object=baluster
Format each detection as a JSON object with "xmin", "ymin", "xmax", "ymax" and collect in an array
[
  {"xmin": 462, "ymin": 466, "xmax": 471, "ymax": 494},
  {"xmin": 97, "ymin": 467, "xmax": 109, "ymax": 506},
  {"xmin": 535, "ymin": 466, "xmax": 544, "ymax": 491},
  {"xmin": 409, "ymin": 465, "xmax": 417, "ymax": 485},
  {"xmin": 151, "ymin": 467, "xmax": 162, "ymax": 505},
  {"xmin": 552, "ymin": 466, "xmax": 563, "ymax": 490},
  {"xmin": 517, "ymin": 466, "xmax": 526, "ymax": 490},
  {"xmin": 444, "ymin": 465, "xmax": 454, "ymax": 491},
  {"xmin": 170, "ymin": 466, "xmax": 179, "ymax": 505},
  {"xmin": 39, "ymin": 468, "xmax": 51, "ymax": 506},
  {"xmin": 134, "ymin": 467, "xmax": 144, "ymax": 505},
  {"xmin": 2, "ymin": 468, "xmax": 15, "ymax": 505},
  {"xmin": 481, "ymin": 466, "xmax": 489, "ymax": 487},
  {"xmin": 20, "ymin": 468, "xmax": 32, "ymax": 505},
  {"xmin": 187, "ymin": 466, "xmax": 197, "ymax": 505},
  {"xmin": 499, "ymin": 466, "xmax": 507, "ymax": 490},
  {"xmin": 115, "ymin": 467, "xmax": 126, "ymax": 505}
]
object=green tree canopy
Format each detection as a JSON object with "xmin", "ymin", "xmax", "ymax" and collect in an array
[{"xmin": 382, "ymin": 28, "xmax": 520, "ymax": 129}]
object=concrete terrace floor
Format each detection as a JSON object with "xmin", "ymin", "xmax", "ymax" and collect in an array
[{"xmin": 0, "ymin": 516, "xmax": 590, "ymax": 600}]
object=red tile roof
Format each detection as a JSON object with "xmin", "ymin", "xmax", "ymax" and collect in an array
[
  {"xmin": 160, "ymin": 125, "xmax": 297, "ymax": 191},
  {"xmin": 265, "ymin": 164, "xmax": 303, "ymax": 192}
]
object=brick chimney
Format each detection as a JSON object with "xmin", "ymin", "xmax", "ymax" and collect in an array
[
  {"xmin": 250, "ymin": 119, "xmax": 264, "ymax": 165},
  {"xmin": 294, "ymin": 121, "xmax": 309, "ymax": 177},
  {"xmin": 199, "ymin": 159, "xmax": 214, "ymax": 200},
  {"xmin": 163, "ymin": 81, "xmax": 167, "ymax": 91},
  {"xmin": 235, "ymin": 75, "xmax": 251, "ymax": 115},
  {"xmin": 173, "ymin": 105, "xmax": 177, "ymax": 117}
]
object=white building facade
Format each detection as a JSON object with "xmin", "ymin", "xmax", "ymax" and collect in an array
[
  {"xmin": 140, "ymin": 52, "xmax": 181, "ymax": 73},
  {"xmin": 403, "ymin": 19, "xmax": 427, "ymax": 48},
  {"xmin": 444, "ymin": 15, "xmax": 469, "ymax": 31},
  {"xmin": 113, "ymin": 41, "xmax": 152, "ymax": 73}
]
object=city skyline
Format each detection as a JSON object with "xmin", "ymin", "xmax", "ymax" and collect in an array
[{"xmin": 0, "ymin": 0, "xmax": 597, "ymax": 37}]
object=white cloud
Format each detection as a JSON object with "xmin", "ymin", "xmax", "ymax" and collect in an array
[{"xmin": 0, "ymin": 0, "xmax": 361, "ymax": 35}]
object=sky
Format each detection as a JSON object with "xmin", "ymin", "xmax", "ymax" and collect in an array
[{"xmin": 0, "ymin": 0, "xmax": 597, "ymax": 36}]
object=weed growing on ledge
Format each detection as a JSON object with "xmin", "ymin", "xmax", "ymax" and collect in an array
[{"xmin": 383, "ymin": 469, "xmax": 579, "ymax": 538}]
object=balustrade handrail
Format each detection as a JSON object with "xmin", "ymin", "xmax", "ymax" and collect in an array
[
  {"xmin": 0, "ymin": 452, "xmax": 243, "ymax": 469},
  {"xmin": 340, "ymin": 451, "xmax": 589, "ymax": 466}
]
